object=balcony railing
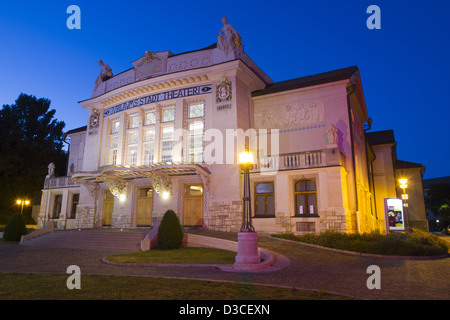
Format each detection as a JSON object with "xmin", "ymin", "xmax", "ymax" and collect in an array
[
  {"xmin": 44, "ymin": 176, "xmax": 80, "ymax": 189},
  {"xmin": 251, "ymin": 148, "xmax": 344, "ymax": 173}
]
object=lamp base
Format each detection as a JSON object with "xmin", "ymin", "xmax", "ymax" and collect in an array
[{"xmin": 234, "ymin": 231, "xmax": 260, "ymax": 269}]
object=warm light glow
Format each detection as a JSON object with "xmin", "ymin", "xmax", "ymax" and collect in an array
[
  {"xmin": 25, "ymin": 200, "xmax": 30, "ymax": 205},
  {"xmin": 239, "ymin": 151, "xmax": 254, "ymax": 164},
  {"xmin": 118, "ymin": 194, "xmax": 127, "ymax": 203},
  {"xmin": 16, "ymin": 200, "xmax": 22, "ymax": 205},
  {"xmin": 399, "ymin": 178, "xmax": 408, "ymax": 189},
  {"xmin": 16, "ymin": 199, "xmax": 30, "ymax": 205},
  {"xmin": 162, "ymin": 191, "xmax": 170, "ymax": 200}
]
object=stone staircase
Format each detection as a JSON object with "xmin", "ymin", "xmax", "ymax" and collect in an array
[{"xmin": 20, "ymin": 229, "xmax": 149, "ymax": 252}]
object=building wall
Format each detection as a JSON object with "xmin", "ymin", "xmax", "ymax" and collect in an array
[
  {"xmin": 395, "ymin": 167, "xmax": 428, "ymax": 231},
  {"xmin": 67, "ymin": 131, "xmax": 86, "ymax": 176}
]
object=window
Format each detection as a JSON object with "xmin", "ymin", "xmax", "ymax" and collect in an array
[
  {"xmin": 188, "ymin": 121, "xmax": 203, "ymax": 163},
  {"xmin": 143, "ymin": 128, "xmax": 155, "ymax": 165},
  {"xmin": 255, "ymin": 182, "xmax": 275, "ymax": 216},
  {"xmin": 109, "ymin": 136, "xmax": 118, "ymax": 165},
  {"xmin": 186, "ymin": 102, "xmax": 204, "ymax": 163},
  {"xmin": 294, "ymin": 179, "xmax": 317, "ymax": 216},
  {"xmin": 185, "ymin": 185, "xmax": 203, "ymax": 196},
  {"xmin": 129, "ymin": 115, "xmax": 140, "ymax": 129},
  {"xmin": 111, "ymin": 120, "xmax": 119, "ymax": 134},
  {"xmin": 144, "ymin": 111, "xmax": 157, "ymax": 125},
  {"xmin": 126, "ymin": 132, "xmax": 138, "ymax": 166},
  {"xmin": 52, "ymin": 195, "xmax": 63, "ymax": 219},
  {"xmin": 109, "ymin": 119, "xmax": 120, "ymax": 165},
  {"xmin": 70, "ymin": 194, "xmax": 79, "ymax": 219},
  {"xmin": 162, "ymin": 108, "xmax": 175, "ymax": 122},
  {"xmin": 188, "ymin": 103, "xmax": 204, "ymax": 118},
  {"xmin": 161, "ymin": 126, "xmax": 174, "ymax": 162}
]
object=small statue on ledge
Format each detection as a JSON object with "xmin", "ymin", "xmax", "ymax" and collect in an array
[
  {"xmin": 217, "ymin": 16, "xmax": 242, "ymax": 56},
  {"xmin": 47, "ymin": 162, "xmax": 55, "ymax": 178},
  {"xmin": 94, "ymin": 59, "xmax": 113, "ymax": 90}
]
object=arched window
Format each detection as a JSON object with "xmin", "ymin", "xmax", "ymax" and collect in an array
[{"xmin": 294, "ymin": 179, "xmax": 318, "ymax": 216}]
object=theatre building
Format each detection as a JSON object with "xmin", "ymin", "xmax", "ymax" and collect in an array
[{"xmin": 37, "ymin": 18, "xmax": 428, "ymax": 234}]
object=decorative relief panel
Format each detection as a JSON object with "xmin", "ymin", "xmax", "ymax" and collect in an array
[
  {"xmin": 255, "ymin": 102, "xmax": 324, "ymax": 130},
  {"xmin": 167, "ymin": 55, "xmax": 212, "ymax": 73}
]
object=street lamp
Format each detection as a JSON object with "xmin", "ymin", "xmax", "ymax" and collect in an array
[
  {"xmin": 234, "ymin": 147, "xmax": 260, "ymax": 270},
  {"xmin": 16, "ymin": 199, "xmax": 30, "ymax": 215},
  {"xmin": 239, "ymin": 149, "xmax": 254, "ymax": 232},
  {"xmin": 399, "ymin": 178, "xmax": 410, "ymax": 230}
]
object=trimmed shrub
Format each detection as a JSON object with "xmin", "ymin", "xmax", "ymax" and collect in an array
[
  {"xmin": 3, "ymin": 213, "xmax": 27, "ymax": 242},
  {"xmin": 157, "ymin": 210, "xmax": 184, "ymax": 250},
  {"xmin": 272, "ymin": 229, "xmax": 449, "ymax": 256}
]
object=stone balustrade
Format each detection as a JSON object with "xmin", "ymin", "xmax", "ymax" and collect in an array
[
  {"xmin": 252, "ymin": 147, "xmax": 344, "ymax": 173},
  {"xmin": 44, "ymin": 176, "xmax": 79, "ymax": 189}
]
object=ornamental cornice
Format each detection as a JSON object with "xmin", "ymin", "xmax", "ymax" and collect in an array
[{"xmin": 101, "ymin": 74, "xmax": 210, "ymax": 108}]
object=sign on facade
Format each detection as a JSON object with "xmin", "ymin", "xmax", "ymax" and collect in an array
[
  {"xmin": 104, "ymin": 85, "xmax": 212, "ymax": 117},
  {"xmin": 383, "ymin": 198, "xmax": 405, "ymax": 232}
]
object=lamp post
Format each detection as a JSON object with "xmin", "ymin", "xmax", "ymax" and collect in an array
[
  {"xmin": 234, "ymin": 147, "xmax": 260, "ymax": 270},
  {"xmin": 16, "ymin": 199, "xmax": 30, "ymax": 215},
  {"xmin": 239, "ymin": 149, "xmax": 254, "ymax": 232},
  {"xmin": 399, "ymin": 178, "xmax": 410, "ymax": 230}
]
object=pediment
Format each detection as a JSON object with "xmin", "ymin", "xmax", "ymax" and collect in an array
[{"xmin": 131, "ymin": 50, "xmax": 173, "ymax": 81}]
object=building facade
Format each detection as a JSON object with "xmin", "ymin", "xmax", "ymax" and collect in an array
[{"xmin": 37, "ymin": 18, "xmax": 428, "ymax": 234}]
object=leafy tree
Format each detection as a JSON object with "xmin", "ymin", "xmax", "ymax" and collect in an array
[
  {"xmin": 0, "ymin": 93, "xmax": 67, "ymax": 223},
  {"xmin": 425, "ymin": 182, "xmax": 450, "ymax": 227}
]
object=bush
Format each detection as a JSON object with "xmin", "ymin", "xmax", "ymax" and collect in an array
[
  {"xmin": 157, "ymin": 210, "xmax": 184, "ymax": 250},
  {"xmin": 3, "ymin": 213, "xmax": 27, "ymax": 242},
  {"xmin": 272, "ymin": 229, "xmax": 449, "ymax": 257}
]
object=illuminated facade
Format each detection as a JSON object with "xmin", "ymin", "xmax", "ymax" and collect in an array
[{"xmin": 37, "ymin": 18, "xmax": 428, "ymax": 234}]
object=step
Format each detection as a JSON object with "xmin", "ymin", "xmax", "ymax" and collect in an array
[{"xmin": 21, "ymin": 230, "xmax": 148, "ymax": 252}]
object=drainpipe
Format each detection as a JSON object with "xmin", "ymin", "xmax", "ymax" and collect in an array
[
  {"xmin": 346, "ymin": 83, "xmax": 359, "ymax": 233},
  {"xmin": 364, "ymin": 119, "xmax": 378, "ymax": 227}
]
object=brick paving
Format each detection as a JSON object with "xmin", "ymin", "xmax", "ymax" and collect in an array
[{"xmin": 0, "ymin": 230, "xmax": 449, "ymax": 300}]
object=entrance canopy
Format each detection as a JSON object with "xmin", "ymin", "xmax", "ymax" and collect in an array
[{"xmin": 72, "ymin": 163, "xmax": 211, "ymax": 198}]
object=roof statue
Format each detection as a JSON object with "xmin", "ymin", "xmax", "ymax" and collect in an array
[
  {"xmin": 47, "ymin": 162, "xmax": 55, "ymax": 178},
  {"xmin": 94, "ymin": 59, "xmax": 113, "ymax": 90},
  {"xmin": 217, "ymin": 16, "xmax": 242, "ymax": 56}
]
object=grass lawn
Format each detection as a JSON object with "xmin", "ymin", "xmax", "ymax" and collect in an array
[
  {"xmin": 105, "ymin": 247, "xmax": 237, "ymax": 264},
  {"xmin": 0, "ymin": 273, "xmax": 352, "ymax": 300}
]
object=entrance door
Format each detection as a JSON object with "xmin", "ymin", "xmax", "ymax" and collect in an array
[
  {"xmin": 103, "ymin": 190, "xmax": 114, "ymax": 226},
  {"xmin": 183, "ymin": 184, "xmax": 203, "ymax": 226},
  {"xmin": 137, "ymin": 187, "xmax": 153, "ymax": 226}
]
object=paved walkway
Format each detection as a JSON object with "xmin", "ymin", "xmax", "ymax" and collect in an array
[{"xmin": 0, "ymin": 230, "xmax": 449, "ymax": 300}]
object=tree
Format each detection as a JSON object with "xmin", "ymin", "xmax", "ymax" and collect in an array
[
  {"xmin": 425, "ymin": 182, "xmax": 450, "ymax": 227},
  {"xmin": 3, "ymin": 213, "xmax": 27, "ymax": 242},
  {"xmin": 157, "ymin": 210, "xmax": 184, "ymax": 249},
  {"xmin": 0, "ymin": 93, "xmax": 67, "ymax": 223}
]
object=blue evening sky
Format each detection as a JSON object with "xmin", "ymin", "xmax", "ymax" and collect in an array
[{"xmin": 0, "ymin": 0, "xmax": 449, "ymax": 179}]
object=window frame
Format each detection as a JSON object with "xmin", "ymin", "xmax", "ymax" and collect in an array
[
  {"xmin": 52, "ymin": 194, "xmax": 63, "ymax": 219},
  {"xmin": 294, "ymin": 179, "xmax": 318, "ymax": 217},
  {"xmin": 69, "ymin": 193, "xmax": 79, "ymax": 219},
  {"xmin": 185, "ymin": 101, "xmax": 205, "ymax": 164},
  {"xmin": 254, "ymin": 182, "xmax": 275, "ymax": 217},
  {"xmin": 160, "ymin": 125, "xmax": 175, "ymax": 162}
]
